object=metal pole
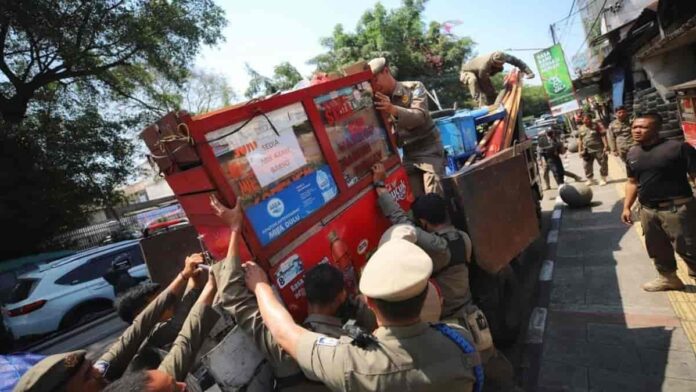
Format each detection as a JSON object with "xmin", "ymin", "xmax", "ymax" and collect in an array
[{"xmin": 550, "ymin": 24, "xmax": 558, "ymax": 44}]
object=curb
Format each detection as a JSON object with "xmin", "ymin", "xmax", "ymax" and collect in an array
[{"xmin": 521, "ymin": 197, "xmax": 564, "ymax": 391}]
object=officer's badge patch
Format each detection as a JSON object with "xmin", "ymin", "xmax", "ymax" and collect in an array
[
  {"xmin": 316, "ymin": 337, "xmax": 339, "ymax": 346},
  {"xmin": 93, "ymin": 360, "xmax": 110, "ymax": 375},
  {"xmin": 401, "ymin": 95, "xmax": 409, "ymax": 104}
]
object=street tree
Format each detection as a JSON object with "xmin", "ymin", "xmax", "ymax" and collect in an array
[
  {"xmin": 145, "ymin": 68, "xmax": 237, "ymax": 115},
  {"xmin": 272, "ymin": 62, "xmax": 303, "ymax": 91},
  {"xmin": 309, "ymin": 0, "xmax": 475, "ymax": 108},
  {"xmin": 521, "ymin": 85, "xmax": 549, "ymax": 118},
  {"xmin": 244, "ymin": 62, "xmax": 303, "ymax": 98},
  {"xmin": 0, "ymin": 0, "xmax": 226, "ymax": 124},
  {"xmin": 0, "ymin": 0, "xmax": 227, "ymax": 259}
]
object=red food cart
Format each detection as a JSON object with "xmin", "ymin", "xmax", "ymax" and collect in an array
[{"xmin": 143, "ymin": 71, "xmax": 412, "ymax": 320}]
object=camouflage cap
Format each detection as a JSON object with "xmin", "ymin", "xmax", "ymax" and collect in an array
[{"xmin": 13, "ymin": 350, "xmax": 87, "ymax": 392}]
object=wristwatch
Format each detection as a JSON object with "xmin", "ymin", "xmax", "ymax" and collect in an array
[{"xmin": 374, "ymin": 180, "xmax": 386, "ymax": 189}]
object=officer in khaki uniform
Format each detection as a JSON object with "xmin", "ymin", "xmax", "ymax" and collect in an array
[
  {"xmin": 372, "ymin": 163, "xmax": 521, "ymax": 392},
  {"xmin": 96, "ymin": 281, "xmax": 203, "ymax": 379},
  {"xmin": 156, "ymin": 276, "xmax": 219, "ymax": 382},
  {"xmin": 607, "ymin": 106, "xmax": 633, "ymax": 162},
  {"xmin": 460, "ymin": 51, "xmax": 535, "ymax": 106},
  {"xmin": 93, "ymin": 254, "xmax": 209, "ymax": 380},
  {"xmin": 578, "ymin": 113, "xmax": 609, "ymax": 186},
  {"xmin": 13, "ymin": 350, "xmax": 105, "ymax": 392},
  {"xmin": 14, "ymin": 255, "xmax": 213, "ymax": 392},
  {"xmin": 96, "ymin": 272, "xmax": 219, "ymax": 392},
  {"xmin": 209, "ymin": 196, "xmax": 375, "ymax": 391},
  {"xmin": 368, "ymin": 57, "xmax": 445, "ymax": 197},
  {"xmin": 241, "ymin": 237, "xmax": 479, "ymax": 392}
]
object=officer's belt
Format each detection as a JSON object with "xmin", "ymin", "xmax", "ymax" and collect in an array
[
  {"xmin": 400, "ymin": 124, "xmax": 437, "ymax": 148},
  {"xmin": 641, "ymin": 196, "xmax": 693, "ymax": 210}
]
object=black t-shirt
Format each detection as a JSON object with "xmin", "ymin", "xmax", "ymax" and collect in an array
[{"xmin": 625, "ymin": 139, "xmax": 696, "ymax": 204}]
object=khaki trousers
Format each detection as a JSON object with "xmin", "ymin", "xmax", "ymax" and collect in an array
[
  {"xmin": 639, "ymin": 198, "xmax": 696, "ymax": 277},
  {"xmin": 407, "ymin": 165, "xmax": 444, "ymax": 198},
  {"xmin": 582, "ymin": 150, "xmax": 608, "ymax": 179}
]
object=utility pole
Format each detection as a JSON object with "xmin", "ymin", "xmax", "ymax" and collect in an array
[{"xmin": 550, "ymin": 24, "xmax": 558, "ymax": 44}]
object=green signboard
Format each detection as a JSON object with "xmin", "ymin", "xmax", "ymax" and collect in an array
[{"xmin": 534, "ymin": 44, "xmax": 580, "ymax": 115}]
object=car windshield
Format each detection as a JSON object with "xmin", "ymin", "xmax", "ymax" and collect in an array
[{"xmin": 7, "ymin": 278, "xmax": 39, "ymax": 304}]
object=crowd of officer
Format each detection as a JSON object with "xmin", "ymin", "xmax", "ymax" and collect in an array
[
  {"xmin": 13, "ymin": 49, "xmax": 696, "ymax": 392},
  {"xmin": 11, "ymin": 55, "xmax": 532, "ymax": 392}
]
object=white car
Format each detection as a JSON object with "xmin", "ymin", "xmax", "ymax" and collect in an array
[{"xmin": 1, "ymin": 240, "xmax": 149, "ymax": 339}]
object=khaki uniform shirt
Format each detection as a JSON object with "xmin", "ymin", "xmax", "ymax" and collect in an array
[
  {"xmin": 460, "ymin": 51, "xmax": 532, "ymax": 104},
  {"xmin": 94, "ymin": 288, "xmax": 202, "ymax": 380},
  {"xmin": 95, "ymin": 290, "xmax": 178, "ymax": 380},
  {"xmin": 296, "ymin": 322, "xmax": 477, "ymax": 391},
  {"xmin": 303, "ymin": 314, "xmax": 343, "ymax": 337},
  {"xmin": 377, "ymin": 192, "xmax": 474, "ymax": 319},
  {"xmin": 212, "ymin": 256, "xmax": 303, "ymax": 380},
  {"xmin": 158, "ymin": 302, "xmax": 220, "ymax": 381},
  {"xmin": 303, "ymin": 300, "xmax": 377, "ymax": 336},
  {"xmin": 608, "ymin": 118, "xmax": 633, "ymax": 152},
  {"xmin": 390, "ymin": 81, "xmax": 444, "ymax": 174},
  {"xmin": 578, "ymin": 124, "xmax": 606, "ymax": 153},
  {"xmin": 213, "ymin": 257, "xmax": 374, "ymax": 391}
]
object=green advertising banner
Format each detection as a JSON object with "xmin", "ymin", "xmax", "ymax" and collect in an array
[{"xmin": 534, "ymin": 44, "xmax": 580, "ymax": 115}]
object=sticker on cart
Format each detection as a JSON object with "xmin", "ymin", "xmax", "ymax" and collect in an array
[
  {"xmin": 388, "ymin": 178, "xmax": 409, "ymax": 202},
  {"xmin": 275, "ymin": 254, "xmax": 304, "ymax": 289},
  {"xmin": 357, "ymin": 239, "xmax": 369, "ymax": 255},
  {"xmin": 245, "ymin": 164, "xmax": 338, "ymax": 245},
  {"xmin": 247, "ymin": 130, "xmax": 307, "ymax": 187}
]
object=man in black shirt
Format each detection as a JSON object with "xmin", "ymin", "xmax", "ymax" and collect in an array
[{"xmin": 622, "ymin": 113, "xmax": 696, "ymax": 291}]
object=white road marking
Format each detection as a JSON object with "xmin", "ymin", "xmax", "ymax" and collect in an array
[
  {"xmin": 552, "ymin": 209, "xmax": 562, "ymax": 220},
  {"xmin": 547, "ymin": 230, "xmax": 559, "ymax": 243},
  {"xmin": 539, "ymin": 260, "xmax": 554, "ymax": 281},
  {"xmin": 525, "ymin": 307, "xmax": 548, "ymax": 344}
]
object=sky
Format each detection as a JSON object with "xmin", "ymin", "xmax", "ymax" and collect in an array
[{"xmin": 196, "ymin": 0, "xmax": 589, "ymax": 97}]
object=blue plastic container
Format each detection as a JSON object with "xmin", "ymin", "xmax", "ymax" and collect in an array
[
  {"xmin": 451, "ymin": 111, "xmax": 479, "ymax": 153},
  {"xmin": 435, "ymin": 117, "xmax": 465, "ymax": 156}
]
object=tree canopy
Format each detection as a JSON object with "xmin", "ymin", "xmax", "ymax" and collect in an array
[
  {"xmin": 0, "ymin": 0, "xmax": 227, "ymax": 259},
  {"xmin": 0, "ymin": 0, "xmax": 226, "ymax": 124},
  {"xmin": 521, "ymin": 85, "xmax": 550, "ymax": 118},
  {"xmin": 244, "ymin": 61, "xmax": 303, "ymax": 98},
  {"xmin": 309, "ymin": 0, "xmax": 475, "ymax": 108}
]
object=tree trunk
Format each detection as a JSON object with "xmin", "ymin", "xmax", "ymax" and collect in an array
[{"xmin": 0, "ymin": 93, "xmax": 31, "ymax": 126}]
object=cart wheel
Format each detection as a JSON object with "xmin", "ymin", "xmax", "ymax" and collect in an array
[
  {"xmin": 470, "ymin": 263, "xmax": 522, "ymax": 349},
  {"xmin": 492, "ymin": 264, "xmax": 522, "ymax": 348},
  {"xmin": 532, "ymin": 187, "xmax": 542, "ymax": 229}
]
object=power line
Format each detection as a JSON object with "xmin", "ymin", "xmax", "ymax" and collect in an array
[
  {"xmin": 557, "ymin": 11, "xmax": 578, "ymax": 44},
  {"xmin": 557, "ymin": 0, "xmax": 578, "ymax": 43},
  {"xmin": 561, "ymin": 0, "xmax": 577, "ymax": 32},
  {"xmin": 573, "ymin": 0, "xmax": 609, "ymax": 59},
  {"xmin": 551, "ymin": 0, "xmax": 603, "ymax": 28}
]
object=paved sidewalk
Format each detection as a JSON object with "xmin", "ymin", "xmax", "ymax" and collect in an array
[{"xmin": 535, "ymin": 152, "xmax": 696, "ymax": 392}]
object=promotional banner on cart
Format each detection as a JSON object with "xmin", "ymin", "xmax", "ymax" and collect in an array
[
  {"xmin": 534, "ymin": 44, "xmax": 580, "ymax": 116},
  {"xmin": 245, "ymin": 164, "xmax": 338, "ymax": 245}
]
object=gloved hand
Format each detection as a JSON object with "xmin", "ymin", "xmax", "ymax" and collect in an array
[{"xmin": 525, "ymin": 70, "xmax": 535, "ymax": 79}]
